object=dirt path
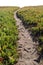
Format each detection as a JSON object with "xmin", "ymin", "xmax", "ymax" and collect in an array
[{"xmin": 14, "ymin": 11, "xmax": 39, "ymax": 65}]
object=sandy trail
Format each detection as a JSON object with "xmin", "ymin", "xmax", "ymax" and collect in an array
[{"xmin": 14, "ymin": 11, "xmax": 39, "ymax": 65}]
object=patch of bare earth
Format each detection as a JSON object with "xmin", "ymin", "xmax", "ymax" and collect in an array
[{"xmin": 14, "ymin": 11, "xmax": 42, "ymax": 65}]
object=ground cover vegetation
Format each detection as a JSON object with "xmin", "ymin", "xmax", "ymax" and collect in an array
[
  {"xmin": 0, "ymin": 7, "xmax": 19, "ymax": 65},
  {"xmin": 17, "ymin": 6, "xmax": 43, "ymax": 59}
]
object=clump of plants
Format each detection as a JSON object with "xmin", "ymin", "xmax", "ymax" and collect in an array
[
  {"xmin": 0, "ymin": 7, "xmax": 19, "ymax": 65},
  {"xmin": 17, "ymin": 6, "xmax": 43, "ymax": 59}
]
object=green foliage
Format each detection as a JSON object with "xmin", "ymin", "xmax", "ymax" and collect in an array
[
  {"xmin": 17, "ymin": 6, "xmax": 43, "ymax": 55},
  {"xmin": 0, "ymin": 7, "xmax": 19, "ymax": 65}
]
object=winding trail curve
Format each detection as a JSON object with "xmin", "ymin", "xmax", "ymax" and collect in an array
[{"xmin": 14, "ymin": 11, "xmax": 39, "ymax": 65}]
